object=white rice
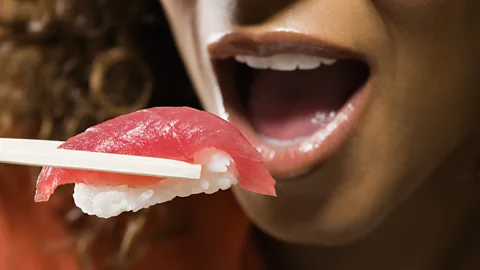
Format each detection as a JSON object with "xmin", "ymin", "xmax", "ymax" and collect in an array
[{"xmin": 73, "ymin": 148, "xmax": 238, "ymax": 218}]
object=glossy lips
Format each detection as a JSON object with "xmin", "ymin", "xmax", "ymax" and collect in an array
[{"xmin": 209, "ymin": 31, "xmax": 370, "ymax": 179}]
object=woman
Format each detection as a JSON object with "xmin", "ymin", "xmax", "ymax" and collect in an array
[{"xmin": 1, "ymin": 0, "xmax": 479, "ymax": 269}]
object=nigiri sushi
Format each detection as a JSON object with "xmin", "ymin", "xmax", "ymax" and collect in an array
[{"xmin": 35, "ymin": 107, "xmax": 276, "ymax": 218}]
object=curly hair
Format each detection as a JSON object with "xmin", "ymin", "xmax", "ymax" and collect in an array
[{"xmin": 0, "ymin": 0, "xmax": 200, "ymax": 268}]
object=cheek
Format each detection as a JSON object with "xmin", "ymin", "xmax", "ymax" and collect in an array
[
  {"xmin": 159, "ymin": 0, "xmax": 197, "ymax": 9},
  {"xmin": 371, "ymin": 0, "xmax": 473, "ymax": 28},
  {"xmin": 159, "ymin": 0, "xmax": 197, "ymax": 30}
]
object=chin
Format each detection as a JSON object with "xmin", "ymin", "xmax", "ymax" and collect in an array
[{"xmin": 232, "ymin": 183, "xmax": 391, "ymax": 246}]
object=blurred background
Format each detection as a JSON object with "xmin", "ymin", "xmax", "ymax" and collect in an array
[
  {"xmin": 0, "ymin": 0, "xmax": 200, "ymax": 141},
  {"xmin": 0, "ymin": 0, "xmax": 203, "ymax": 269}
]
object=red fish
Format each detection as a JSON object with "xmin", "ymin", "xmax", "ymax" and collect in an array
[{"xmin": 35, "ymin": 107, "xmax": 276, "ymax": 202}]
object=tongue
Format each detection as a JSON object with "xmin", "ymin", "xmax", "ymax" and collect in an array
[{"xmin": 248, "ymin": 63, "xmax": 357, "ymax": 140}]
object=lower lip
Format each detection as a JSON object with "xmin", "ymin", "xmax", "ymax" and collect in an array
[{"xmin": 224, "ymin": 80, "xmax": 371, "ymax": 180}]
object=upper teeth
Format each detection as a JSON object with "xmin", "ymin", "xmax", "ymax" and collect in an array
[{"xmin": 234, "ymin": 54, "xmax": 337, "ymax": 71}]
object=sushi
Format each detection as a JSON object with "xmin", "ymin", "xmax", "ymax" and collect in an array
[{"xmin": 35, "ymin": 107, "xmax": 276, "ymax": 218}]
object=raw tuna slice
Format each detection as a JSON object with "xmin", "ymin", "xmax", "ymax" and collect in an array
[{"xmin": 35, "ymin": 107, "xmax": 276, "ymax": 218}]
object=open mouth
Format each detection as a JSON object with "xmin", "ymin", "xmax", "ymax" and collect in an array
[{"xmin": 209, "ymin": 32, "xmax": 370, "ymax": 179}]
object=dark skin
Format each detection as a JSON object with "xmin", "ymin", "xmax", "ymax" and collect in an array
[{"xmin": 160, "ymin": 0, "xmax": 480, "ymax": 269}]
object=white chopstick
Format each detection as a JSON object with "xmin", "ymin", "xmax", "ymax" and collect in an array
[{"xmin": 0, "ymin": 138, "xmax": 201, "ymax": 180}]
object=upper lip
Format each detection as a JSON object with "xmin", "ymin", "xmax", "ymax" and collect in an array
[{"xmin": 208, "ymin": 30, "xmax": 365, "ymax": 61}]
